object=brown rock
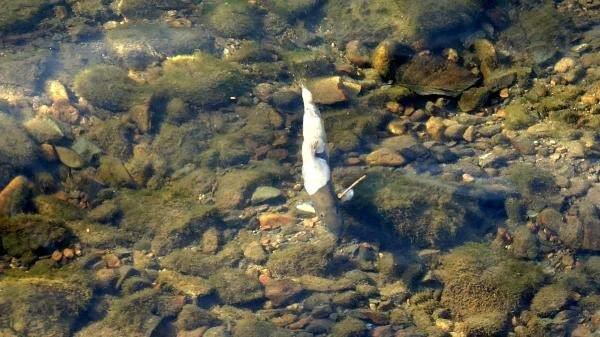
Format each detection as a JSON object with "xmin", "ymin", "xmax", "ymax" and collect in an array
[
  {"xmin": 366, "ymin": 148, "xmax": 406, "ymax": 167},
  {"xmin": 258, "ymin": 213, "xmax": 295, "ymax": 230},
  {"xmin": 55, "ymin": 146, "xmax": 84, "ymax": 169},
  {"xmin": 63, "ymin": 248, "xmax": 75, "ymax": 259},
  {"xmin": 306, "ymin": 76, "xmax": 361, "ymax": 105},
  {"xmin": 463, "ymin": 125, "xmax": 476, "ymax": 142},
  {"xmin": 265, "ymin": 279, "xmax": 303, "ymax": 307},
  {"xmin": 0, "ymin": 176, "xmax": 32, "ymax": 216},
  {"xmin": 473, "ymin": 39, "xmax": 498, "ymax": 79},
  {"xmin": 426, "ymin": 117, "xmax": 446, "ymax": 141},
  {"xmin": 444, "ymin": 124, "xmax": 467, "ymax": 140},
  {"xmin": 345, "ymin": 40, "xmax": 370, "ymax": 67},
  {"xmin": 40, "ymin": 143, "xmax": 57, "ymax": 161},
  {"xmin": 51, "ymin": 250, "xmax": 63, "ymax": 262}
]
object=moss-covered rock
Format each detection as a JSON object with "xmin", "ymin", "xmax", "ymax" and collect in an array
[
  {"xmin": 0, "ymin": 268, "xmax": 93, "ymax": 337},
  {"xmin": 0, "ymin": 49, "xmax": 50, "ymax": 100},
  {"xmin": 33, "ymin": 195, "xmax": 85, "ymax": 221},
  {"xmin": 78, "ymin": 288, "xmax": 183, "ymax": 337},
  {"xmin": 114, "ymin": 0, "xmax": 187, "ymax": 19},
  {"xmin": 154, "ymin": 52, "xmax": 248, "ymax": 108},
  {"xmin": 503, "ymin": 102, "xmax": 538, "ymax": 130},
  {"xmin": 324, "ymin": 107, "xmax": 388, "ymax": 156},
  {"xmin": 0, "ymin": 0, "xmax": 50, "ymax": 33},
  {"xmin": 74, "ymin": 65, "xmax": 144, "ymax": 112},
  {"xmin": 209, "ymin": 268, "xmax": 263, "ymax": 305},
  {"xmin": 232, "ymin": 319, "xmax": 292, "ymax": 337},
  {"xmin": 214, "ymin": 160, "xmax": 287, "ymax": 211},
  {"xmin": 175, "ymin": 304, "xmax": 220, "ymax": 331},
  {"xmin": 506, "ymin": 163, "xmax": 559, "ymax": 211},
  {"xmin": 151, "ymin": 120, "xmax": 211, "ymax": 171},
  {"xmin": 161, "ymin": 242, "xmax": 243, "ymax": 278},
  {"xmin": 530, "ymin": 284, "xmax": 570, "ymax": 317},
  {"xmin": 70, "ymin": 0, "xmax": 112, "ymax": 19},
  {"xmin": 0, "ymin": 113, "xmax": 37, "ymax": 174},
  {"xmin": 106, "ymin": 23, "xmax": 214, "ymax": 70},
  {"xmin": 499, "ymin": 3, "xmax": 571, "ymax": 66},
  {"xmin": 322, "ymin": 0, "xmax": 484, "ymax": 46},
  {"xmin": 208, "ymin": 2, "xmax": 261, "ymax": 38},
  {"xmin": 349, "ymin": 169, "xmax": 505, "ymax": 247},
  {"xmin": 437, "ymin": 243, "xmax": 544, "ymax": 319},
  {"xmin": 116, "ymin": 187, "xmax": 221, "ymax": 255},
  {"xmin": 262, "ymin": 0, "xmax": 319, "ymax": 19},
  {"xmin": 266, "ymin": 239, "xmax": 335, "ymax": 277},
  {"xmin": 331, "ymin": 317, "xmax": 367, "ymax": 337},
  {"xmin": 280, "ymin": 49, "xmax": 336, "ymax": 78},
  {"xmin": 86, "ymin": 118, "xmax": 135, "ymax": 161},
  {"xmin": 0, "ymin": 215, "xmax": 72, "ymax": 260},
  {"xmin": 458, "ymin": 311, "xmax": 507, "ymax": 337}
]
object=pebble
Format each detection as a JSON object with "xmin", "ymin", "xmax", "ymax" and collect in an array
[
  {"xmin": 251, "ymin": 186, "xmax": 283, "ymax": 204},
  {"xmin": 258, "ymin": 213, "xmax": 295, "ymax": 230},
  {"xmin": 366, "ymin": 148, "xmax": 407, "ymax": 167},
  {"xmin": 55, "ymin": 146, "xmax": 84, "ymax": 169},
  {"xmin": 554, "ymin": 57, "xmax": 576, "ymax": 73}
]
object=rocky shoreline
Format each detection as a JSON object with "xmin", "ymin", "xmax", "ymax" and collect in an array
[{"xmin": 1, "ymin": 0, "xmax": 600, "ymax": 337}]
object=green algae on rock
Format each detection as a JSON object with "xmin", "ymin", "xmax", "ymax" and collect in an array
[
  {"xmin": 0, "ymin": 269, "xmax": 93, "ymax": 337},
  {"xmin": 208, "ymin": 2, "xmax": 261, "ymax": 38},
  {"xmin": 266, "ymin": 239, "xmax": 335, "ymax": 277},
  {"xmin": 161, "ymin": 242, "xmax": 243, "ymax": 278},
  {"xmin": 0, "ymin": 113, "xmax": 37, "ymax": 173},
  {"xmin": 74, "ymin": 65, "xmax": 143, "ymax": 112},
  {"xmin": 232, "ymin": 319, "xmax": 292, "ymax": 337},
  {"xmin": 322, "ymin": 0, "xmax": 484, "ymax": 46},
  {"xmin": 114, "ymin": 0, "xmax": 188, "ymax": 19},
  {"xmin": 209, "ymin": 268, "xmax": 264, "ymax": 305},
  {"xmin": 350, "ymin": 170, "xmax": 505, "ymax": 247},
  {"xmin": 105, "ymin": 22, "xmax": 214, "ymax": 70},
  {"xmin": 0, "ymin": 215, "xmax": 72, "ymax": 263},
  {"xmin": 437, "ymin": 243, "xmax": 544, "ymax": 319},
  {"xmin": 0, "ymin": 0, "xmax": 50, "ymax": 33},
  {"xmin": 154, "ymin": 52, "xmax": 248, "ymax": 108},
  {"xmin": 261, "ymin": 0, "xmax": 320, "ymax": 19}
]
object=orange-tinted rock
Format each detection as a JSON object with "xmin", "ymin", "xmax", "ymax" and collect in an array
[
  {"xmin": 0, "ymin": 176, "xmax": 32, "ymax": 216},
  {"xmin": 258, "ymin": 213, "xmax": 295, "ymax": 230}
]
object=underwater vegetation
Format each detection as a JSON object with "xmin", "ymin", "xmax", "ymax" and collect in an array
[{"xmin": 0, "ymin": 0, "xmax": 600, "ymax": 336}]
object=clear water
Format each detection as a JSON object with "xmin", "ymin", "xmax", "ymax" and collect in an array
[{"xmin": 0, "ymin": 1, "xmax": 599, "ymax": 336}]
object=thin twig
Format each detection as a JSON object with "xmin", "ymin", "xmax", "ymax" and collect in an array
[{"xmin": 337, "ymin": 174, "xmax": 367, "ymax": 200}]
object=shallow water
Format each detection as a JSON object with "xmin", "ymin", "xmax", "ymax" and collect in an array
[{"xmin": 0, "ymin": 1, "xmax": 600, "ymax": 337}]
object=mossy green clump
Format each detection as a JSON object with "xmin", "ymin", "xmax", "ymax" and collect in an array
[
  {"xmin": 504, "ymin": 102, "xmax": 538, "ymax": 130},
  {"xmin": 209, "ymin": 268, "xmax": 264, "ymax": 305},
  {"xmin": 350, "ymin": 170, "xmax": 501, "ymax": 247},
  {"xmin": 324, "ymin": 108, "xmax": 388, "ymax": 155},
  {"xmin": 509, "ymin": 225, "xmax": 539, "ymax": 259},
  {"xmin": 437, "ymin": 243, "xmax": 544, "ymax": 319},
  {"xmin": 460, "ymin": 311, "xmax": 507, "ymax": 337},
  {"xmin": 331, "ymin": 317, "xmax": 367, "ymax": 337},
  {"xmin": 71, "ymin": 0, "xmax": 111, "ymax": 19},
  {"xmin": 164, "ymin": 97, "xmax": 192, "ymax": 124},
  {"xmin": 322, "ymin": 0, "xmax": 483, "ymax": 46},
  {"xmin": 154, "ymin": 52, "xmax": 248, "ymax": 108},
  {"xmin": 161, "ymin": 243, "xmax": 243, "ymax": 277},
  {"xmin": 506, "ymin": 163, "xmax": 558, "ymax": 211},
  {"xmin": 0, "ymin": 268, "xmax": 93, "ymax": 337},
  {"xmin": 214, "ymin": 160, "xmax": 287, "ymax": 210},
  {"xmin": 104, "ymin": 288, "xmax": 182, "ymax": 334},
  {"xmin": 74, "ymin": 64, "xmax": 144, "ymax": 112},
  {"xmin": 0, "ymin": 113, "xmax": 37, "ymax": 169},
  {"xmin": 151, "ymin": 120, "xmax": 211, "ymax": 170},
  {"xmin": 33, "ymin": 195, "xmax": 85, "ymax": 221},
  {"xmin": 116, "ymin": 186, "xmax": 220, "ymax": 255},
  {"xmin": 530, "ymin": 284, "xmax": 570, "ymax": 317},
  {"xmin": 280, "ymin": 49, "xmax": 336, "ymax": 78},
  {"xmin": 262, "ymin": 0, "xmax": 319, "ymax": 19},
  {"xmin": 88, "ymin": 118, "xmax": 134, "ymax": 160},
  {"xmin": 66, "ymin": 221, "xmax": 132, "ymax": 248},
  {"xmin": 232, "ymin": 319, "xmax": 292, "ymax": 337},
  {"xmin": 0, "ymin": 215, "xmax": 72, "ymax": 259},
  {"xmin": 0, "ymin": 0, "xmax": 49, "ymax": 33},
  {"xmin": 208, "ymin": 2, "xmax": 261, "ymax": 38},
  {"xmin": 105, "ymin": 22, "xmax": 214, "ymax": 70},
  {"xmin": 266, "ymin": 240, "xmax": 335, "ymax": 277},
  {"xmin": 176, "ymin": 304, "xmax": 220, "ymax": 331},
  {"xmin": 115, "ymin": 0, "xmax": 187, "ymax": 19},
  {"xmin": 200, "ymin": 104, "xmax": 284, "ymax": 168}
]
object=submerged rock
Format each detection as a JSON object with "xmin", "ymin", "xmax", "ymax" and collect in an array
[
  {"xmin": 209, "ymin": 2, "xmax": 261, "ymax": 38},
  {"xmin": 437, "ymin": 243, "xmax": 544, "ymax": 319},
  {"xmin": 0, "ymin": 272, "xmax": 92, "ymax": 337},
  {"xmin": 322, "ymin": 0, "xmax": 485, "ymax": 46},
  {"xmin": 397, "ymin": 54, "xmax": 479, "ymax": 97},
  {"xmin": 0, "ymin": 113, "xmax": 37, "ymax": 176},
  {"xmin": 105, "ymin": 23, "xmax": 214, "ymax": 70},
  {"xmin": 154, "ymin": 52, "xmax": 248, "ymax": 108},
  {"xmin": 350, "ymin": 169, "xmax": 507, "ymax": 247},
  {"xmin": 0, "ymin": 0, "xmax": 50, "ymax": 33},
  {"xmin": 74, "ymin": 65, "xmax": 143, "ymax": 112},
  {"xmin": 306, "ymin": 76, "xmax": 361, "ymax": 105},
  {"xmin": 0, "ymin": 176, "xmax": 32, "ymax": 216},
  {"xmin": 209, "ymin": 268, "xmax": 263, "ymax": 305}
]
